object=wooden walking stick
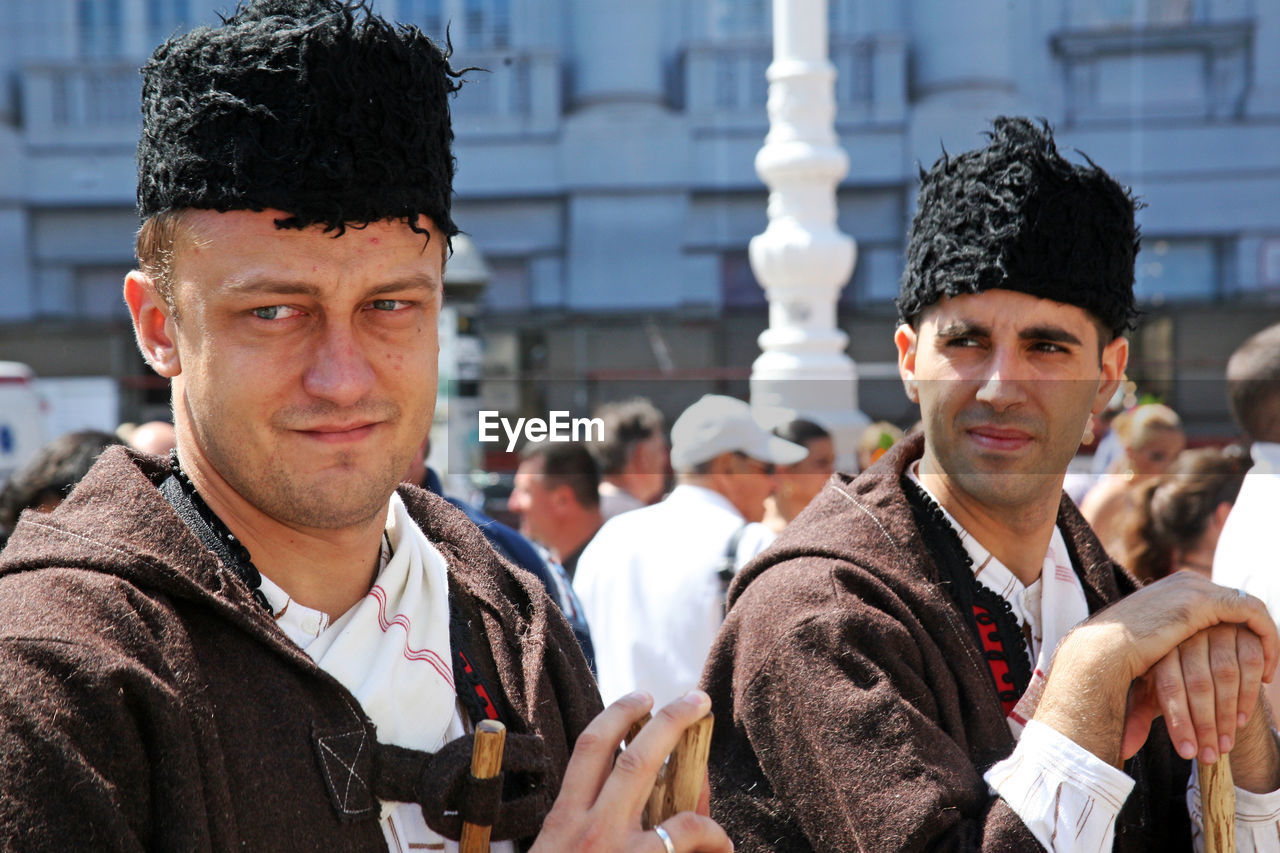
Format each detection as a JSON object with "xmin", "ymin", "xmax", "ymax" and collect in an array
[
  {"xmin": 1200, "ymin": 754, "xmax": 1235, "ymax": 853},
  {"xmin": 640, "ymin": 713, "xmax": 715, "ymax": 828},
  {"xmin": 460, "ymin": 719, "xmax": 507, "ymax": 853}
]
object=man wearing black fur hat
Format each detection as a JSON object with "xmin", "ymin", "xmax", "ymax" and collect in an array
[
  {"xmin": 0, "ymin": 2, "xmax": 729, "ymax": 851},
  {"xmin": 702, "ymin": 118, "xmax": 1280, "ymax": 851}
]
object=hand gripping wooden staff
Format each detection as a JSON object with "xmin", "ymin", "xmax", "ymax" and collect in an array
[
  {"xmin": 460, "ymin": 719, "xmax": 507, "ymax": 853},
  {"xmin": 626, "ymin": 711, "xmax": 716, "ymax": 829},
  {"xmin": 1200, "ymin": 754, "xmax": 1235, "ymax": 853}
]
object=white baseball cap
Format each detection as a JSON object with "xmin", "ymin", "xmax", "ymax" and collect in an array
[{"xmin": 669, "ymin": 394, "xmax": 809, "ymax": 472}]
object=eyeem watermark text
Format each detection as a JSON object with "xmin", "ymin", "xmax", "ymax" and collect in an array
[{"xmin": 478, "ymin": 411, "xmax": 604, "ymax": 452}]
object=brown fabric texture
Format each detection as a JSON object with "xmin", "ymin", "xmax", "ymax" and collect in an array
[
  {"xmin": 0, "ymin": 446, "xmax": 602, "ymax": 850},
  {"xmin": 701, "ymin": 433, "xmax": 1191, "ymax": 852}
]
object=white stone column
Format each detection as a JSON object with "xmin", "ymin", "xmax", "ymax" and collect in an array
[{"xmin": 749, "ymin": 0, "xmax": 866, "ymax": 466}]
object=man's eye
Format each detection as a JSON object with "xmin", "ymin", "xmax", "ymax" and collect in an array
[
  {"xmin": 370, "ymin": 299, "xmax": 408, "ymax": 311},
  {"xmin": 944, "ymin": 336, "xmax": 981, "ymax": 348},
  {"xmin": 1032, "ymin": 342, "xmax": 1068, "ymax": 354},
  {"xmin": 252, "ymin": 305, "xmax": 298, "ymax": 320}
]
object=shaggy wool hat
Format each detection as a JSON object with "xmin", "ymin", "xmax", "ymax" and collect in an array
[
  {"xmin": 137, "ymin": 0, "xmax": 462, "ymax": 241},
  {"xmin": 897, "ymin": 117, "xmax": 1140, "ymax": 339}
]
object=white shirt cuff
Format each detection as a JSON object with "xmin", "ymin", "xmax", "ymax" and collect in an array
[
  {"xmin": 1187, "ymin": 758, "xmax": 1280, "ymax": 852},
  {"xmin": 984, "ymin": 719, "xmax": 1135, "ymax": 853}
]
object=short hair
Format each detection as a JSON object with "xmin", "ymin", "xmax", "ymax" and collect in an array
[
  {"xmin": 136, "ymin": 0, "xmax": 464, "ymax": 306},
  {"xmin": 1226, "ymin": 323, "xmax": 1280, "ymax": 442},
  {"xmin": 772, "ymin": 419, "xmax": 830, "ymax": 449},
  {"xmin": 0, "ymin": 431, "xmax": 124, "ymax": 543},
  {"xmin": 522, "ymin": 442, "xmax": 601, "ymax": 509},
  {"xmin": 1124, "ymin": 446, "xmax": 1250, "ymax": 583},
  {"xmin": 591, "ymin": 398, "xmax": 665, "ymax": 475},
  {"xmin": 898, "ymin": 117, "xmax": 1140, "ymax": 340}
]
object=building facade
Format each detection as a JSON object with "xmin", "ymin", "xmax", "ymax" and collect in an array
[{"xmin": 1, "ymin": 0, "xmax": 1278, "ymax": 436}]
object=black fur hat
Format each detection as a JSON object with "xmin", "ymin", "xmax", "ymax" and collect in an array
[
  {"xmin": 897, "ymin": 117, "xmax": 1139, "ymax": 338},
  {"xmin": 137, "ymin": 0, "xmax": 462, "ymax": 241}
]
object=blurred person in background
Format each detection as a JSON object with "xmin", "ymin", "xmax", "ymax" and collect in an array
[
  {"xmin": 1080, "ymin": 402, "xmax": 1186, "ymax": 559},
  {"xmin": 1124, "ymin": 446, "xmax": 1250, "ymax": 582},
  {"xmin": 574, "ymin": 394, "xmax": 806, "ymax": 706},
  {"xmin": 591, "ymin": 398, "xmax": 669, "ymax": 519},
  {"xmin": 125, "ymin": 420, "xmax": 177, "ymax": 456},
  {"xmin": 404, "ymin": 437, "xmax": 595, "ymax": 670},
  {"xmin": 0, "ymin": 430, "xmax": 123, "ymax": 549},
  {"xmin": 508, "ymin": 441, "xmax": 603, "ymax": 581},
  {"xmin": 856, "ymin": 420, "xmax": 905, "ymax": 472},
  {"xmin": 761, "ymin": 418, "xmax": 835, "ymax": 533},
  {"xmin": 1214, "ymin": 322, "xmax": 1280, "ymax": 712}
]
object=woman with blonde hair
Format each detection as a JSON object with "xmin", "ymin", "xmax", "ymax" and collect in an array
[{"xmin": 1080, "ymin": 402, "xmax": 1186, "ymax": 561}]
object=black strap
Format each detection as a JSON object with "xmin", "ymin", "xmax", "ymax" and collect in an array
[
  {"xmin": 902, "ymin": 477, "xmax": 1033, "ymax": 707},
  {"xmin": 717, "ymin": 523, "xmax": 750, "ymax": 616},
  {"xmin": 449, "ymin": 599, "xmax": 510, "ymax": 728},
  {"xmin": 159, "ymin": 472, "xmax": 272, "ymax": 614}
]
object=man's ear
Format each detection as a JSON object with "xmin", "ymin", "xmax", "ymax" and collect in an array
[
  {"xmin": 124, "ymin": 271, "xmax": 182, "ymax": 378},
  {"xmin": 894, "ymin": 324, "xmax": 919, "ymax": 404},
  {"xmin": 1091, "ymin": 335, "xmax": 1129, "ymax": 415}
]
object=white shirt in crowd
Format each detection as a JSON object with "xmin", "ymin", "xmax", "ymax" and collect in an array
[
  {"xmin": 910, "ymin": 465, "xmax": 1280, "ymax": 853},
  {"xmin": 260, "ymin": 492, "xmax": 516, "ymax": 853},
  {"xmin": 598, "ymin": 481, "xmax": 647, "ymax": 521},
  {"xmin": 573, "ymin": 484, "xmax": 775, "ymax": 707},
  {"xmin": 1214, "ymin": 442, "xmax": 1280, "ymax": 623}
]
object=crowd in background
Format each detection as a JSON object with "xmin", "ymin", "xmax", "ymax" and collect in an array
[{"xmin": 2, "ymin": 372, "xmax": 1268, "ymax": 707}]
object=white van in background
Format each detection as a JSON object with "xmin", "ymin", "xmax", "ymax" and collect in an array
[{"xmin": 0, "ymin": 362, "xmax": 47, "ymax": 487}]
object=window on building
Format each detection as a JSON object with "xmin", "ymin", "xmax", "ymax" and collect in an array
[
  {"xmin": 828, "ymin": 0, "xmax": 862, "ymax": 37},
  {"xmin": 1074, "ymin": 0, "xmax": 1198, "ymax": 27},
  {"xmin": 840, "ymin": 244, "xmax": 901, "ymax": 307},
  {"xmin": 709, "ymin": 0, "xmax": 770, "ymax": 38},
  {"xmin": 1135, "ymin": 238, "xmax": 1219, "ymax": 302},
  {"xmin": 75, "ymin": 266, "xmax": 133, "ymax": 320},
  {"xmin": 77, "ymin": 0, "xmax": 124, "ymax": 58},
  {"xmin": 720, "ymin": 251, "xmax": 768, "ymax": 309},
  {"xmin": 402, "ymin": 0, "xmax": 509, "ymax": 50},
  {"xmin": 146, "ymin": 0, "xmax": 192, "ymax": 47}
]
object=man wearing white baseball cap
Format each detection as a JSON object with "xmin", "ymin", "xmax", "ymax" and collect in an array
[{"xmin": 573, "ymin": 394, "xmax": 808, "ymax": 706}]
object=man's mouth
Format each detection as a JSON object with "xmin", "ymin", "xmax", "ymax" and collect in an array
[
  {"xmin": 966, "ymin": 425, "xmax": 1034, "ymax": 452},
  {"xmin": 295, "ymin": 422, "xmax": 380, "ymax": 443}
]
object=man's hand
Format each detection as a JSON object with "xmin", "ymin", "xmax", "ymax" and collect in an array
[
  {"xmin": 530, "ymin": 691, "xmax": 732, "ymax": 853},
  {"xmin": 1034, "ymin": 573, "xmax": 1278, "ymax": 767},
  {"xmin": 1122, "ymin": 624, "xmax": 1265, "ymax": 763}
]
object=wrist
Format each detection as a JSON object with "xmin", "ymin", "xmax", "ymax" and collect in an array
[
  {"xmin": 1231, "ymin": 707, "xmax": 1280, "ymax": 793},
  {"xmin": 1034, "ymin": 631, "xmax": 1132, "ymax": 767}
]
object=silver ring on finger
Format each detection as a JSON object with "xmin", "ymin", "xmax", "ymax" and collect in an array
[
  {"xmin": 654, "ymin": 824, "xmax": 677, "ymax": 853},
  {"xmin": 1239, "ymin": 587, "xmax": 1250, "ymax": 599}
]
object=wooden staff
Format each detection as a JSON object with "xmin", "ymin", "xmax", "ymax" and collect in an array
[
  {"xmin": 1199, "ymin": 754, "xmax": 1235, "ymax": 853},
  {"xmin": 460, "ymin": 719, "xmax": 507, "ymax": 853},
  {"xmin": 643, "ymin": 713, "xmax": 715, "ymax": 829}
]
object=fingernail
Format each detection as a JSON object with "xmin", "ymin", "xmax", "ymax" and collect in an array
[
  {"xmin": 625, "ymin": 690, "xmax": 650, "ymax": 704},
  {"xmin": 1239, "ymin": 712, "xmax": 1249, "ymax": 726},
  {"xmin": 681, "ymin": 689, "xmax": 709, "ymax": 708},
  {"xmin": 1220, "ymin": 735, "xmax": 1234, "ymax": 754},
  {"xmin": 1200, "ymin": 746, "xmax": 1218, "ymax": 764},
  {"xmin": 1179, "ymin": 740, "xmax": 1197, "ymax": 760}
]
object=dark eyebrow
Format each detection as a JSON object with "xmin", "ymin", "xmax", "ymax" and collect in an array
[
  {"xmin": 935, "ymin": 320, "xmax": 989, "ymax": 338},
  {"xmin": 223, "ymin": 273, "xmax": 441, "ymax": 298},
  {"xmin": 1020, "ymin": 325, "xmax": 1083, "ymax": 347}
]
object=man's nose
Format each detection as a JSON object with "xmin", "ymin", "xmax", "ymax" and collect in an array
[
  {"xmin": 302, "ymin": 321, "xmax": 376, "ymax": 407},
  {"xmin": 974, "ymin": 347, "xmax": 1028, "ymax": 411}
]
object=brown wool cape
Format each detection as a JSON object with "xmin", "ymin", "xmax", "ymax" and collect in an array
[
  {"xmin": 701, "ymin": 433, "xmax": 1192, "ymax": 852},
  {"xmin": 0, "ymin": 446, "xmax": 602, "ymax": 850}
]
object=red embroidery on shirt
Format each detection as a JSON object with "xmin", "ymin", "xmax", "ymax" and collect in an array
[{"xmin": 368, "ymin": 585, "xmax": 455, "ymax": 688}]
